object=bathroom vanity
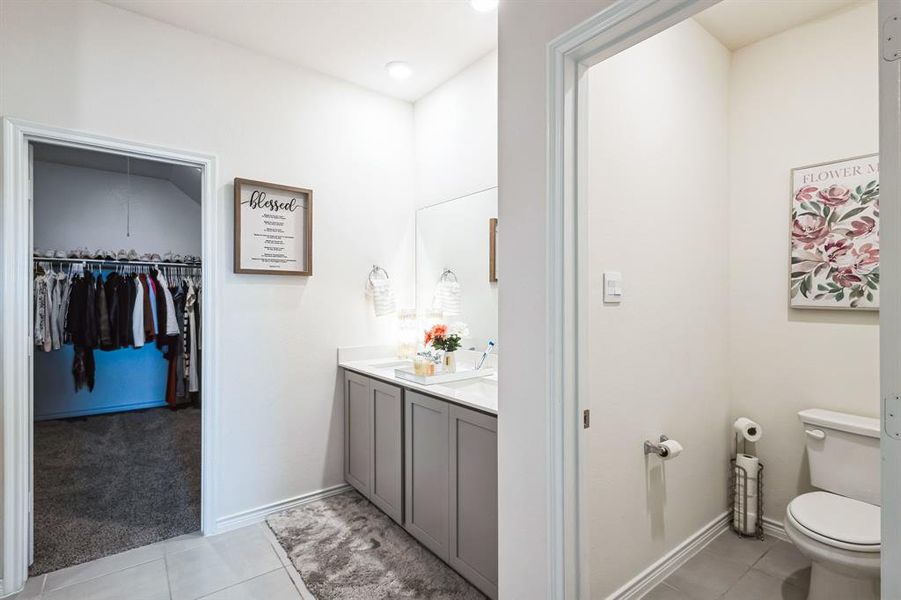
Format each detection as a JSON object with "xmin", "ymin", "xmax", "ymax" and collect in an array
[{"xmin": 339, "ymin": 351, "xmax": 498, "ymax": 599}]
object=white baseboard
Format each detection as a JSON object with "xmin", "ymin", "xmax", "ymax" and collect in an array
[
  {"xmin": 607, "ymin": 512, "xmax": 730, "ymax": 600},
  {"xmin": 215, "ymin": 483, "xmax": 351, "ymax": 534},
  {"xmin": 762, "ymin": 516, "xmax": 788, "ymax": 542}
]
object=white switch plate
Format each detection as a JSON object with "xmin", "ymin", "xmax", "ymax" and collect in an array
[{"xmin": 603, "ymin": 271, "xmax": 623, "ymax": 304}]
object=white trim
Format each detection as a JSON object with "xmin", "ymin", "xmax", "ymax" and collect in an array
[
  {"xmin": 215, "ymin": 484, "xmax": 352, "ymax": 534},
  {"xmin": 762, "ymin": 516, "xmax": 789, "ymax": 543},
  {"xmin": 0, "ymin": 117, "xmax": 221, "ymax": 597},
  {"xmin": 607, "ymin": 512, "xmax": 729, "ymax": 600},
  {"xmin": 880, "ymin": 2, "xmax": 901, "ymax": 598},
  {"xmin": 544, "ymin": 1, "xmax": 721, "ymax": 597}
]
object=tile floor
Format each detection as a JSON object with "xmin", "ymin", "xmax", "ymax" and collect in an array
[
  {"xmin": 11, "ymin": 522, "xmax": 315, "ymax": 600},
  {"xmin": 645, "ymin": 531, "xmax": 811, "ymax": 600}
]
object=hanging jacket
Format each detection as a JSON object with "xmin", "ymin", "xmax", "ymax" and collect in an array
[{"xmin": 97, "ymin": 274, "xmax": 113, "ymax": 350}]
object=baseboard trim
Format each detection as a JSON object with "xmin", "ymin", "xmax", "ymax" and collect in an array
[
  {"xmin": 607, "ymin": 511, "xmax": 730, "ymax": 600},
  {"xmin": 762, "ymin": 516, "xmax": 788, "ymax": 542},
  {"xmin": 216, "ymin": 483, "xmax": 351, "ymax": 534}
]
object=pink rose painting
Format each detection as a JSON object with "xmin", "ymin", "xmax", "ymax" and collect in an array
[{"xmin": 790, "ymin": 155, "xmax": 879, "ymax": 309}]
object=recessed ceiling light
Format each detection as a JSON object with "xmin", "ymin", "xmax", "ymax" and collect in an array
[
  {"xmin": 470, "ymin": 0, "xmax": 498, "ymax": 12},
  {"xmin": 385, "ymin": 61, "xmax": 413, "ymax": 80}
]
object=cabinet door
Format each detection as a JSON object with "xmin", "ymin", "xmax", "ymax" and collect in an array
[
  {"xmin": 370, "ymin": 380, "xmax": 403, "ymax": 524},
  {"xmin": 404, "ymin": 391, "xmax": 450, "ymax": 561},
  {"xmin": 344, "ymin": 371, "xmax": 371, "ymax": 496},
  {"xmin": 449, "ymin": 405, "xmax": 498, "ymax": 599}
]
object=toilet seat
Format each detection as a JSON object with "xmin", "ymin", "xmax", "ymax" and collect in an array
[{"xmin": 787, "ymin": 491, "xmax": 880, "ymax": 553}]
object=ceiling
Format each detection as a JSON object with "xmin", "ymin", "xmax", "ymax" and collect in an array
[
  {"xmin": 101, "ymin": 0, "xmax": 498, "ymax": 103},
  {"xmin": 695, "ymin": 0, "xmax": 865, "ymax": 50},
  {"xmin": 32, "ymin": 143, "xmax": 202, "ymax": 204}
]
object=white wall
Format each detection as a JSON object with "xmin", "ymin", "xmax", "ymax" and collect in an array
[
  {"xmin": 33, "ymin": 161, "xmax": 201, "ymax": 256},
  {"xmin": 414, "ymin": 51, "xmax": 497, "ymax": 208},
  {"xmin": 1, "ymin": 0, "xmax": 415, "ymax": 524},
  {"xmin": 728, "ymin": 3, "xmax": 879, "ymax": 521},
  {"xmin": 497, "ymin": 2, "xmax": 611, "ymax": 597},
  {"xmin": 32, "ymin": 160, "xmax": 201, "ymax": 420},
  {"xmin": 586, "ymin": 19, "xmax": 731, "ymax": 597}
]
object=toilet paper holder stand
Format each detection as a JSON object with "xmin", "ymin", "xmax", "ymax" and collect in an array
[{"xmin": 644, "ymin": 435, "xmax": 672, "ymax": 457}]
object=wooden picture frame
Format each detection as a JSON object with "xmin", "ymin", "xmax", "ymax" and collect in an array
[
  {"xmin": 489, "ymin": 217, "xmax": 498, "ymax": 283},
  {"xmin": 234, "ymin": 177, "xmax": 313, "ymax": 276}
]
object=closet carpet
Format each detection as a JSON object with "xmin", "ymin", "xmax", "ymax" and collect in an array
[
  {"xmin": 31, "ymin": 406, "xmax": 201, "ymax": 576},
  {"xmin": 267, "ymin": 489, "xmax": 486, "ymax": 600}
]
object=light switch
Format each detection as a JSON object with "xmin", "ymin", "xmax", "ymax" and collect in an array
[{"xmin": 603, "ymin": 271, "xmax": 623, "ymax": 304}]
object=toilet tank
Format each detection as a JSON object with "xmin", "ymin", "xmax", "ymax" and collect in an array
[{"xmin": 799, "ymin": 409, "xmax": 880, "ymax": 506}]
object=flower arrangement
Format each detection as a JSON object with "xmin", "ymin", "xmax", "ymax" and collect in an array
[{"xmin": 424, "ymin": 322, "xmax": 469, "ymax": 353}]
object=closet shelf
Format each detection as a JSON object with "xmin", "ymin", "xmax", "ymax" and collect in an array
[{"xmin": 32, "ymin": 256, "xmax": 201, "ymax": 269}]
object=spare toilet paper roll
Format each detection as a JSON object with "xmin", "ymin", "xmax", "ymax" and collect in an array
[
  {"xmin": 733, "ymin": 417, "xmax": 762, "ymax": 443},
  {"xmin": 735, "ymin": 453, "xmax": 759, "ymax": 498},
  {"xmin": 659, "ymin": 439, "xmax": 683, "ymax": 460}
]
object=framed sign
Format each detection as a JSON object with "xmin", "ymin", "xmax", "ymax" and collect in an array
[
  {"xmin": 789, "ymin": 154, "xmax": 879, "ymax": 310},
  {"xmin": 234, "ymin": 178, "xmax": 313, "ymax": 276}
]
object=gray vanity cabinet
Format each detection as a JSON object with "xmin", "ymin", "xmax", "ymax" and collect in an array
[
  {"xmin": 369, "ymin": 380, "xmax": 404, "ymax": 524},
  {"xmin": 343, "ymin": 372, "xmax": 404, "ymax": 524},
  {"xmin": 344, "ymin": 371, "xmax": 371, "ymax": 496},
  {"xmin": 404, "ymin": 391, "xmax": 451, "ymax": 561},
  {"xmin": 449, "ymin": 405, "xmax": 498, "ymax": 599}
]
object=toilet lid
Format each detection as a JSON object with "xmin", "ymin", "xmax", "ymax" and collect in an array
[{"xmin": 788, "ymin": 492, "xmax": 880, "ymax": 548}]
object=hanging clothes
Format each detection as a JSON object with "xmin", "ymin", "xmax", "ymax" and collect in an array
[
  {"xmin": 184, "ymin": 279, "xmax": 199, "ymax": 394},
  {"xmin": 132, "ymin": 274, "xmax": 145, "ymax": 348},
  {"xmin": 34, "ymin": 258, "xmax": 201, "ymax": 398},
  {"xmin": 97, "ymin": 274, "xmax": 114, "ymax": 350}
]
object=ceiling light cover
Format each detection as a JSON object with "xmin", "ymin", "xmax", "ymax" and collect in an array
[
  {"xmin": 470, "ymin": 0, "xmax": 498, "ymax": 12},
  {"xmin": 385, "ymin": 61, "xmax": 413, "ymax": 80}
]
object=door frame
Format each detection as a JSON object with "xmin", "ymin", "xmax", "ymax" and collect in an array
[
  {"xmin": 548, "ymin": 1, "xmax": 900, "ymax": 598},
  {"xmin": 544, "ymin": 1, "xmax": 747, "ymax": 597},
  {"xmin": 0, "ymin": 117, "xmax": 221, "ymax": 596},
  {"xmin": 879, "ymin": 2, "xmax": 901, "ymax": 598}
]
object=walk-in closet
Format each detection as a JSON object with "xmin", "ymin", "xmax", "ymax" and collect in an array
[{"xmin": 30, "ymin": 142, "xmax": 202, "ymax": 575}]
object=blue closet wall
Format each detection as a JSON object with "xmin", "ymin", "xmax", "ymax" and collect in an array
[{"xmin": 33, "ymin": 154, "xmax": 200, "ymax": 420}]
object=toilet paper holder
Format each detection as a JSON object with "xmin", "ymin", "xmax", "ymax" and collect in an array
[{"xmin": 644, "ymin": 435, "xmax": 672, "ymax": 457}]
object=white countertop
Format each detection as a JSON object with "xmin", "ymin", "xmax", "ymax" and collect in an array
[{"xmin": 339, "ymin": 352, "xmax": 498, "ymax": 416}]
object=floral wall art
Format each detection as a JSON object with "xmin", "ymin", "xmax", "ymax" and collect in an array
[{"xmin": 790, "ymin": 154, "xmax": 879, "ymax": 310}]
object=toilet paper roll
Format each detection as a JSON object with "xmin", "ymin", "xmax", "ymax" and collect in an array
[
  {"xmin": 736, "ymin": 453, "xmax": 759, "ymax": 480},
  {"xmin": 659, "ymin": 439, "xmax": 683, "ymax": 460},
  {"xmin": 733, "ymin": 509, "xmax": 758, "ymax": 535},
  {"xmin": 734, "ymin": 417, "xmax": 762, "ymax": 443}
]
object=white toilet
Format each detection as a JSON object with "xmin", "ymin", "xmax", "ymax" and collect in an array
[{"xmin": 785, "ymin": 409, "xmax": 880, "ymax": 600}]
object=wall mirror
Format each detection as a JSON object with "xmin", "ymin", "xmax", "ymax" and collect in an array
[{"xmin": 415, "ymin": 187, "xmax": 498, "ymax": 348}]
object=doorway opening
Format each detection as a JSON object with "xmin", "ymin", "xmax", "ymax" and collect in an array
[
  {"xmin": 544, "ymin": 0, "xmax": 896, "ymax": 598},
  {"xmin": 1, "ymin": 119, "xmax": 220, "ymax": 595},
  {"xmin": 29, "ymin": 141, "xmax": 204, "ymax": 575}
]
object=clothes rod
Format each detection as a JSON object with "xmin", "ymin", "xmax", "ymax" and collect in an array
[{"xmin": 32, "ymin": 257, "xmax": 202, "ymax": 268}]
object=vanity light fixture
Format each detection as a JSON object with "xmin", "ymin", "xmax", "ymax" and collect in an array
[
  {"xmin": 469, "ymin": 0, "xmax": 498, "ymax": 12},
  {"xmin": 385, "ymin": 61, "xmax": 413, "ymax": 80}
]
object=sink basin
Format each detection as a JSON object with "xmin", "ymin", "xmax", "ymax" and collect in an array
[
  {"xmin": 441, "ymin": 377, "xmax": 498, "ymax": 392},
  {"xmin": 370, "ymin": 360, "xmax": 413, "ymax": 369}
]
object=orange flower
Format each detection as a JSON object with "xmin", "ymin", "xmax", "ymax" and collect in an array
[{"xmin": 424, "ymin": 324, "xmax": 448, "ymax": 346}]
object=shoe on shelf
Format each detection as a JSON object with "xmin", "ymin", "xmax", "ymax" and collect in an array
[
  {"xmin": 54, "ymin": 250, "xmax": 67, "ymax": 259},
  {"xmin": 150, "ymin": 253, "xmax": 162, "ymax": 262},
  {"xmin": 104, "ymin": 250, "xmax": 116, "ymax": 260},
  {"xmin": 127, "ymin": 249, "xmax": 138, "ymax": 261},
  {"xmin": 116, "ymin": 249, "xmax": 128, "ymax": 261},
  {"xmin": 44, "ymin": 249, "xmax": 56, "ymax": 258},
  {"xmin": 139, "ymin": 253, "xmax": 152, "ymax": 261},
  {"xmin": 172, "ymin": 254, "xmax": 184, "ymax": 263},
  {"xmin": 163, "ymin": 252, "xmax": 174, "ymax": 263}
]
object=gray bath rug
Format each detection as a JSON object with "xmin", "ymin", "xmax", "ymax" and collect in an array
[
  {"xmin": 31, "ymin": 407, "xmax": 201, "ymax": 575},
  {"xmin": 267, "ymin": 489, "xmax": 486, "ymax": 599}
]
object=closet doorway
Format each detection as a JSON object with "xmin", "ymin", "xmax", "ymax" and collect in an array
[{"xmin": 0, "ymin": 119, "xmax": 219, "ymax": 595}]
